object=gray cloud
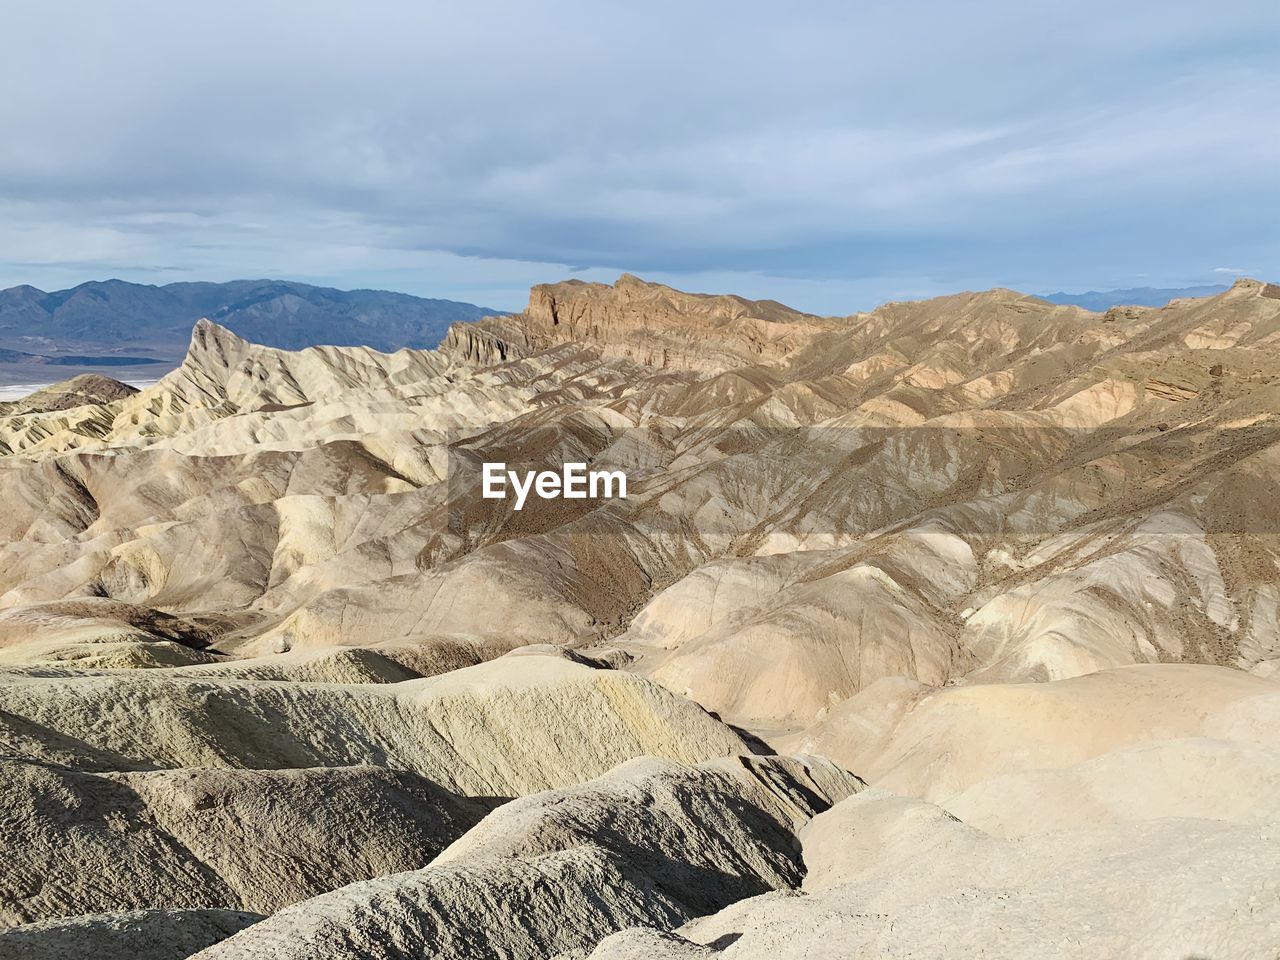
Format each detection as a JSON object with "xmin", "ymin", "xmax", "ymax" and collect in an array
[{"xmin": 2, "ymin": 0, "xmax": 1277, "ymax": 312}]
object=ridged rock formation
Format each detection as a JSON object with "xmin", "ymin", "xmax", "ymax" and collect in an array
[{"xmin": 188, "ymin": 755, "xmax": 862, "ymax": 960}]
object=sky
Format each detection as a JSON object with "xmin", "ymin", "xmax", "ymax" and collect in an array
[{"xmin": 1, "ymin": 0, "xmax": 1277, "ymax": 314}]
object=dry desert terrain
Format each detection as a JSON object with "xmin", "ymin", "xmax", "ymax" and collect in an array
[{"xmin": 2, "ymin": 275, "xmax": 1279, "ymax": 959}]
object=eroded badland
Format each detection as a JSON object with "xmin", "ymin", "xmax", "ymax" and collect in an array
[{"xmin": 2, "ymin": 274, "xmax": 1279, "ymax": 959}]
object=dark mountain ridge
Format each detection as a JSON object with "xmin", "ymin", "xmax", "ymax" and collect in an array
[
  {"xmin": 1042, "ymin": 283, "xmax": 1230, "ymax": 311},
  {"xmin": 0, "ymin": 278, "xmax": 502, "ymax": 357}
]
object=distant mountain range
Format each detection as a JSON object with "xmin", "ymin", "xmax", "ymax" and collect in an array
[
  {"xmin": 1041, "ymin": 284, "xmax": 1229, "ymax": 311},
  {"xmin": 0, "ymin": 279, "xmax": 500, "ymax": 377},
  {"xmin": 0, "ymin": 277, "xmax": 1239, "ymax": 387}
]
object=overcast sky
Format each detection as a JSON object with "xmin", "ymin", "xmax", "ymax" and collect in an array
[{"xmin": 2, "ymin": 0, "xmax": 1277, "ymax": 313}]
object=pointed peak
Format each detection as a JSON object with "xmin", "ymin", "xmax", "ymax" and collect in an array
[
  {"xmin": 182, "ymin": 318, "xmax": 252, "ymax": 376},
  {"xmin": 615, "ymin": 272, "xmax": 651, "ymax": 288},
  {"xmin": 1, "ymin": 283, "xmax": 46, "ymax": 297},
  {"xmin": 190, "ymin": 317, "xmax": 248, "ymax": 347}
]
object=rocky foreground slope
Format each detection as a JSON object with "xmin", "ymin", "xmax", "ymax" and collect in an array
[{"xmin": 1, "ymin": 275, "xmax": 1278, "ymax": 958}]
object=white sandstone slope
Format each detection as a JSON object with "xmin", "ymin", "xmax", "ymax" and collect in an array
[
  {"xmin": 944, "ymin": 736, "xmax": 1280, "ymax": 836},
  {"xmin": 788, "ymin": 663, "xmax": 1280, "ymax": 802},
  {"xmin": 583, "ymin": 790, "xmax": 1280, "ymax": 960}
]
